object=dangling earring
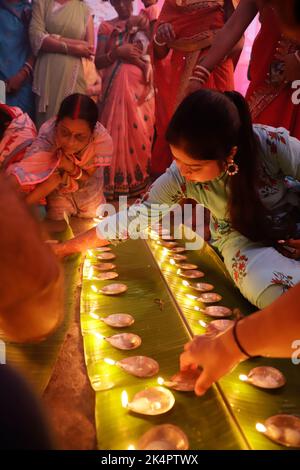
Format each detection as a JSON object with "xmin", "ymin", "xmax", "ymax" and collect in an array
[{"xmin": 226, "ymin": 159, "xmax": 239, "ymax": 176}]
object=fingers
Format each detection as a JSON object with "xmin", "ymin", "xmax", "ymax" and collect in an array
[
  {"xmin": 180, "ymin": 350, "xmax": 197, "ymax": 371},
  {"xmin": 157, "ymin": 23, "xmax": 176, "ymax": 43},
  {"xmin": 285, "ymin": 239, "xmax": 300, "ymax": 249},
  {"xmin": 194, "ymin": 370, "xmax": 214, "ymax": 396}
]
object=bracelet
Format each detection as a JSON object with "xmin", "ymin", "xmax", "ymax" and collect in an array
[
  {"xmin": 188, "ymin": 76, "xmax": 206, "ymax": 83},
  {"xmin": 232, "ymin": 320, "xmax": 253, "ymax": 359},
  {"xmin": 153, "ymin": 34, "xmax": 167, "ymax": 47},
  {"xmin": 194, "ymin": 64, "xmax": 211, "ymax": 79},
  {"xmin": 295, "ymin": 51, "xmax": 300, "ymax": 65},
  {"xmin": 70, "ymin": 165, "xmax": 83, "ymax": 180},
  {"xmin": 61, "ymin": 41, "xmax": 68, "ymax": 55},
  {"xmin": 24, "ymin": 62, "xmax": 33, "ymax": 75}
]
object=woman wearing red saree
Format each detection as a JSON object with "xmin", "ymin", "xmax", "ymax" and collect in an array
[
  {"xmin": 152, "ymin": 0, "xmax": 240, "ymax": 175},
  {"xmin": 189, "ymin": 0, "xmax": 300, "ymax": 138}
]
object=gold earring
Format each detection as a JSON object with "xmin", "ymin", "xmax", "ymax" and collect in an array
[{"xmin": 226, "ymin": 159, "xmax": 239, "ymax": 176}]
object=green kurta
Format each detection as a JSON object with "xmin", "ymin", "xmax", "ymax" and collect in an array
[
  {"xmin": 30, "ymin": 0, "xmax": 89, "ymax": 127},
  {"xmin": 97, "ymin": 124, "xmax": 300, "ymax": 308}
]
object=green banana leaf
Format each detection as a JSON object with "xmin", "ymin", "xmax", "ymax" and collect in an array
[
  {"xmin": 80, "ymin": 238, "xmax": 250, "ymax": 450},
  {"xmin": 0, "ymin": 226, "xmax": 81, "ymax": 394},
  {"xmin": 148, "ymin": 226, "xmax": 300, "ymax": 450}
]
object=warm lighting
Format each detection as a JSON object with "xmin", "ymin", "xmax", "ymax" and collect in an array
[
  {"xmin": 87, "ymin": 249, "xmax": 93, "ymax": 257},
  {"xmin": 186, "ymin": 294, "xmax": 197, "ymax": 300},
  {"xmin": 128, "ymin": 445, "xmax": 135, "ymax": 450},
  {"xmin": 91, "ymin": 285, "xmax": 98, "ymax": 293},
  {"xmin": 169, "ymin": 259, "xmax": 176, "ymax": 265},
  {"xmin": 194, "ymin": 306, "xmax": 201, "ymax": 312},
  {"xmin": 256, "ymin": 422, "xmax": 267, "ymax": 433},
  {"xmin": 182, "ymin": 280, "xmax": 189, "ymax": 287},
  {"xmin": 239, "ymin": 374, "xmax": 249, "ymax": 382},
  {"xmin": 87, "ymin": 266, "xmax": 94, "ymax": 280},
  {"xmin": 157, "ymin": 377, "xmax": 165, "ymax": 385},
  {"xmin": 121, "ymin": 390, "xmax": 129, "ymax": 408},
  {"xmin": 89, "ymin": 312, "xmax": 100, "ymax": 320},
  {"xmin": 176, "ymin": 269, "xmax": 181, "ymax": 275},
  {"xmin": 93, "ymin": 216, "xmax": 103, "ymax": 223},
  {"xmin": 85, "ymin": 259, "xmax": 91, "ymax": 268},
  {"xmin": 103, "ymin": 357, "xmax": 116, "ymax": 365},
  {"xmin": 199, "ymin": 320, "xmax": 207, "ymax": 328},
  {"xmin": 93, "ymin": 332, "xmax": 105, "ymax": 340}
]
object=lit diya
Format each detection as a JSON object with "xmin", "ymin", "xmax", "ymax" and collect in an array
[
  {"xmin": 257, "ymin": 415, "xmax": 300, "ymax": 448},
  {"xmin": 94, "ymin": 246, "xmax": 112, "ymax": 253},
  {"xmin": 200, "ymin": 306, "xmax": 232, "ymax": 318},
  {"xmin": 104, "ymin": 356, "xmax": 159, "ymax": 378},
  {"xmin": 94, "ymin": 272, "xmax": 119, "ymax": 281},
  {"xmin": 96, "ymin": 252, "xmax": 116, "ymax": 260},
  {"xmin": 239, "ymin": 366, "xmax": 286, "ymax": 389},
  {"xmin": 93, "ymin": 332, "xmax": 141, "ymax": 350},
  {"xmin": 124, "ymin": 387, "xmax": 175, "ymax": 416},
  {"xmin": 179, "ymin": 270, "xmax": 205, "ymax": 279},
  {"xmin": 205, "ymin": 319, "xmax": 234, "ymax": 334},
  {"xmin": 171, "ymin": 247, "xmax": 186, "ymax": 253},
  {"xmin": 95, "ymin": 313, "xmax": 134, "ymax": 328},
  {"xmin": 197, "ymin": 292, "xmax": 222, "ymax": 303},
  {"xmin": 177, "ymin": 263, "xmax": 198, "ymax": 270},
  {"xmin": 100, "ymin": 283, "xmax": 128, "ymax": 295},
  {"xmin": 162, "ymin": 369, "xmax": 201, "ymax": 392},
  {"xmin": 94, "ymin": 263, "xmax": 116, "ymax": 271},
  {"xmin": 189, "ymin": 282, "xmax": 214, "ymax": 292},
  {"xmin": 172, "ymin": 254, "xmax": 188, "ymax": 261},
  {"xmin": 138, "ymin": 424, "xmax": 189, "ymax": 450}
]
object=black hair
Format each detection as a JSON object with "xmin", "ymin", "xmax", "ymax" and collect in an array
[
  {"xmin": 56, "ymin": 93, "xmax": 98, "ymax": 132},
  {"xmin": 166, "ymin": 89, "xmax": 269, "ymax": 242}
]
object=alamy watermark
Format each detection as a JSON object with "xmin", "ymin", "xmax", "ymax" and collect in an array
[
  {"xmin": 291, "ymin": 81, "xmax": 300, "ymax": 105},
  {"xmin": 96, "ymin": 197, "xmax": 205, "ymax": 250},
  {"xmin": 0, "ymin": 339, "xmax": 6, "ymax": 365},
  {"xmin": 292, "ymin": 340, "xmax": 300, "ymax": 365}
]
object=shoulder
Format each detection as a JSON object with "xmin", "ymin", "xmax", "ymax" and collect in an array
[{"xmin": 253, "ymin": 124, "xmax": 291, "ymax": 155}]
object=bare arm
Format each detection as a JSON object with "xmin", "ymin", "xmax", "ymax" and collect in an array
[
  {"xmin": 180, "ymin": 283, "xmax": 300, "ymax": 395},
  {"xmin": 200, "ymin": 0, "xmax": 258, "ymax": 71}
]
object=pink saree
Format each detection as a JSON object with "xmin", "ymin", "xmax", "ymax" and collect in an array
[{"xmin": 98, "ymin": 20, "xmax": 155, "ymax": 200}]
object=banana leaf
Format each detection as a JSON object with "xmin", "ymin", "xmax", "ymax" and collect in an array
[
  {"xmin": 148, "ymin": 226, "xmax": 300, "ymax": 450},
  {"xmin": 0, "ymin": 226, "xmax": 81, "ymax": 394},
  {"xmin": 80, "ymin": 238, "xmax": 250, "ymax": 450}
]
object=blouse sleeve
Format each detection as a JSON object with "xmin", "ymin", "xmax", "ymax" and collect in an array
[
  {"xmin": 255, "ymin": 124, "xmax": 300, "ymax": 180},
  {"xmin": 29, "ymin": 0, "xmax": 50, "ymax": 56},
  {"xmin": 96, "ymin": 162, "xmax": 186, "ymax": 241}
]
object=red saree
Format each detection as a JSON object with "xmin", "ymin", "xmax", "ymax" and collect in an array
[
  {"xmin": 152, "ymin": 0, "xmax": 234, "ymax": 175},
  {"xmin": 246, "ymin": 6, "xmax": 300, "ymax": 139}
]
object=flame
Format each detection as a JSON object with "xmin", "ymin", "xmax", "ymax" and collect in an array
[
  {"xmin": 157, "ymin": 377, "xmax": 165, "ymax": 385},
  {"xmin": 199, "ymin": 320, "xmax": 207, "ymax": 328},
  {"xmin": 121, "ymin": 390, "xmax": 129, "ymax": 408},
  {"xmin": 186, "ymin": 294, "xmax": 197, "ymax": 300},
  {"xmin": 176, "ymin": 269, "xmax": 181, "ymax": 275},
  {"xmin": 194, "ymin": 306, "xmax": 201, "ymax": 312},
  {"xmin": 85, "ymin": 259, "xmax": 91, "ymax": 268},
  {"xmin": 169, "ymin": 259, "xmax": 176, "ymax": 265},
  {"xmin": 87, "ymin": 249, "xmax": 93, "ymax": 257},
  {"xmin": 89, "ymin": 312, "xmax": 100, "ymax": 320},
  {"xmin": 256, "ymin": 422, "xmax": 267, "ymax": 433},
  {"xmin": 87, "ymin": 266, "xmax": 94, "ymax": 280},
  {"xmin": 91, "ymin": 285, "xmax": 98, "ymax": 293},
  {"xmin": 128, "ymin": 445, "xmax": 135, "ymax": 450},
  {"xmin": 182, "ymin": 280, "xmax": 190, "ymax": 287},
  {"xmin": 103, "ymin": 357, "xmax": 116, "ymax": 365},
  {"xmin": 239, "ymin": 374, "xmax": 249, "ymax": 382},
  {"xmin": 93, "ymin": 332, "xmax": 105, "ymax": 340}
]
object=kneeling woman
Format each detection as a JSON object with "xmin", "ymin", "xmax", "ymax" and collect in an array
[
  {"xmin": 7, "ymin": 94, "xmax": 113, "ymax": 220},
  {"xmin": 53, "ymin": 89, "xmax": 300, "ymax": 308}
]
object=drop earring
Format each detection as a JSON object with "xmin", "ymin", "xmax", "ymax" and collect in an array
[{"xmin": 226, "ymin": 159, "xmax": 239, "ymax": 176}]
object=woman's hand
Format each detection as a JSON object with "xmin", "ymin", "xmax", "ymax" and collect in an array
[
  {"xmin": 58, "ymin": 154, "xmax": 76, "ymax": 174},
  {"xmin": 274, "ymin": 48, "xmax": 300, "ymax": 83},
  {"xmin": 6, "ymin": 69, "xmax": 28, "ymax": 93},
  {"xmin": 116, "ymin": 44, "xmax": 142, "ymax": 62},
  {"xmin": 126, "ymin": 14, "xmax": 149, "ymax": 33},
  {"xmin": 277, "ymin": 239, "xmax": 300, "ymax": 259},
  {"xmin": 72, "ymin": 42, "xmax": 94, "ymax": 58},
  {"xmin": 185, "ymin": 78, "xmax": 204, "ymax": 97},
  {"xmin": 155, "ymin": 23, "xmax": 176, "ymax": 44},
  {"xmin": 180, "ymin": 328, "xmax": 244, "ymax": 396}
]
